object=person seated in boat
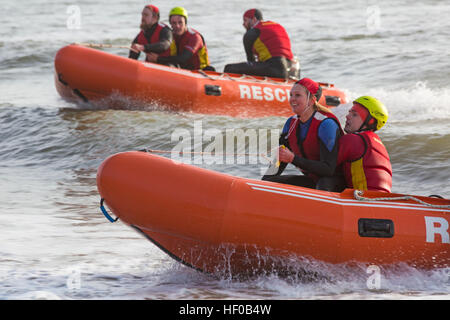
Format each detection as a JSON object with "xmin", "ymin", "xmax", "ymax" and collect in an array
[
  {"xmin": 146, "ymin": 7, "xmax": 215, "ymax": 71},
  {"xmin": 337, "ymin": 96, "xmax": 392, "ymax": 192},
  {"xmin": 223, "ymin": 9, "xmax": 299, "ymax": 80},
  {"xmin": 128, "ymin": 5, "xmax": 173, "ymax": 63},
  {"xmin": 262, "ymin": 78, "xmax": 345, "ymax": 191}
]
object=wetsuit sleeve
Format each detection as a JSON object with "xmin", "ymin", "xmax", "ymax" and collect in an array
[
  {"xmin": 129, "ymin": 34, "xmax": 141, "ymax": 60},
  {"xmin": 291, "ymin": 119, "xmax": 341, "ymax": 176},
  {"xmin": 317, "ymin": 119, "xmax": 339, "ymax": 152},
  {"xmin": 156, "ymin": 50, "xmax": 193, "ymax": 66},
  {"xmin": 143, "ymin": 27, "xmax": 173, "ymax": 54},
  {"xmin": 243, "ymin": 28, "xmax": 260, "ymax": 62}
]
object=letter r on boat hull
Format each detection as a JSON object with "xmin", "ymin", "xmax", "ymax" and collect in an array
[{"xmin": 425, "ymin": 216, "xmax": 450, "ymax": 244}]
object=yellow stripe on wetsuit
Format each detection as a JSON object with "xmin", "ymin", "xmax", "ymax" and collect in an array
[
  {"xmin": 253, "ymin": 38, "xmax": 272, "ymax": 62},
  {"xmin": 351, "ymin": 158, "xmax": 368, "ymax": 190}
]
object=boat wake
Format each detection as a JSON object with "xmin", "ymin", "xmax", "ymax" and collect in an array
[
  {"xmin": 60, "ymin": 91, "xmax": 174, "ymax": 113},
  {"xmin": 148, "ymin": 250, "xmax": 450, "ymax": 299},
  {"xmin": 151, "ymin": 239, "xmax": 450, "ymax": 295}
]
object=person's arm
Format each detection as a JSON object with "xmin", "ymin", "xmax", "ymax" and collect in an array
[
  {"xmin": 129, "ymin": 34, "xmax": 141, "ymax": 60},
  {"xmin": 291, "ymin": 119, "xmax": 342, "ymax": 176},
  {"xmin": 157, "ymin": 49, "xmax": 193, "ymax": 66},
  {"xmin": 143, "ymin": 27, "xmax": 173, "ymax": 54},
  {"xmin": 243, "ymin": 28, "xmax": 259, "ymax": 62}
]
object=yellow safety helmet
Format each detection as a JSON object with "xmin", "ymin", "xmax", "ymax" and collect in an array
[
  {"xmin": 169, "ymin": 6, "xmax": 188, "ymax": 21},
  {"xmin": 353, "ymin": 96, "xmax": 388, "ymax": 130}
]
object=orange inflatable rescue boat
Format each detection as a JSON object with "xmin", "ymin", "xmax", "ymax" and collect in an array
[
  {"xmin": 54, "ymin": 44, "xmax": 348, "ymax": 118},
  {"xmin": 96, "ymin": 151, "xmax": 450, "ymax": 276}
]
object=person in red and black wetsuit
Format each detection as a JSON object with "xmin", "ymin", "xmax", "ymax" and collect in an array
[
  {"xmin": 224, "ymin": 9, "xmax": 299, "ymax": 79},
  {"xmin": 262, "ymin": 78, "xmax": 345, "ymax": 191},
  {"xmin": 337, "ymin": 96, "xmax": 392, "ymax": 192},
  {"xmin": 146, "ymin": 7, "xmax": 215, "ymax": 71},
  {"xmin": 128, "ymin": 5, "xmax": 173, "ymax": 64}
]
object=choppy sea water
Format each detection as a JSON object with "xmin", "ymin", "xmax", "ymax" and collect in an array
[{"xmin": 1, "ymin": 0, "xmax": 449, "ymax": 300}]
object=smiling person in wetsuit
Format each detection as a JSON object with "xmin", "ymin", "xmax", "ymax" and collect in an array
[
  {"xmin": 337, "ymin": 96, "xmax": 392, "ymax": 192},
  {"xmin": 224, "ymin": 9, "xmax": 299, "ymax": 80},
  {"xmin": 146, "ymin": 7, "xmax": 215, "ymax": 71},
  {"xmin": 128, "ymin": 5, "xmax": 173, "ymax": 63},
  {"xmin": 262, "ymin": 78, "xmax": 344, "ymax": 191}
]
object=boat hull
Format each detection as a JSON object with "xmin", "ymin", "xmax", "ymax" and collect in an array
[
  {"xmin": 96, "ymin": 151, "xmax": 450, "ymax": 275},
  {"xmin": 55, "ymin": 44, "xmax": 348, "ymax": 117}
]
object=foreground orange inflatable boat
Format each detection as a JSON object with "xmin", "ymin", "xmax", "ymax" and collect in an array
[
  {"xmin": 54, "ymin": 44, "xmax": 348, "ymax": 117},
  {"xmin": 96, "ymin": 151, "xmax": 450, "ymax": 276}
]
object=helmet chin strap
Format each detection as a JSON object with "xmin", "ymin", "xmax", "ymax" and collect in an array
[{"xmin": 357, "ymin": 115, "xmax": 376, "ymax": 132}]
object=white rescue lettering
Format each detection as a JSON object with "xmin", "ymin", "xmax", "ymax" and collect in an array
[
  {"xmin": 239, "ymin": 85, "xmax": 290, "ymax": 102},
  {"xmin": 425, "ymin": 216, "xmax": 450, "ymax": 244},
  {"xmin": 239, "ymin": 84, "xmax": 251, "ymax": 99},
  {"xmin": 263, "ymin": 87, "xmax": 274, "ymax": 101},
  {"xmin": 251, "ymin": 85, "xmax": 263, "ymax": 100},
  {"xmin": 274, "ymin": 88, "xmax": 285, "ymax": 102}
]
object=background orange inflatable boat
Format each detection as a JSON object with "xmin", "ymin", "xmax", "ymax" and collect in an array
[
  {"xmin": 54, "ymin": 44, "xmax": 348, "ymax": 118},
  {"xmin": 96, "ymin": 151, "xmax": 450, "ymax": 276}
]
